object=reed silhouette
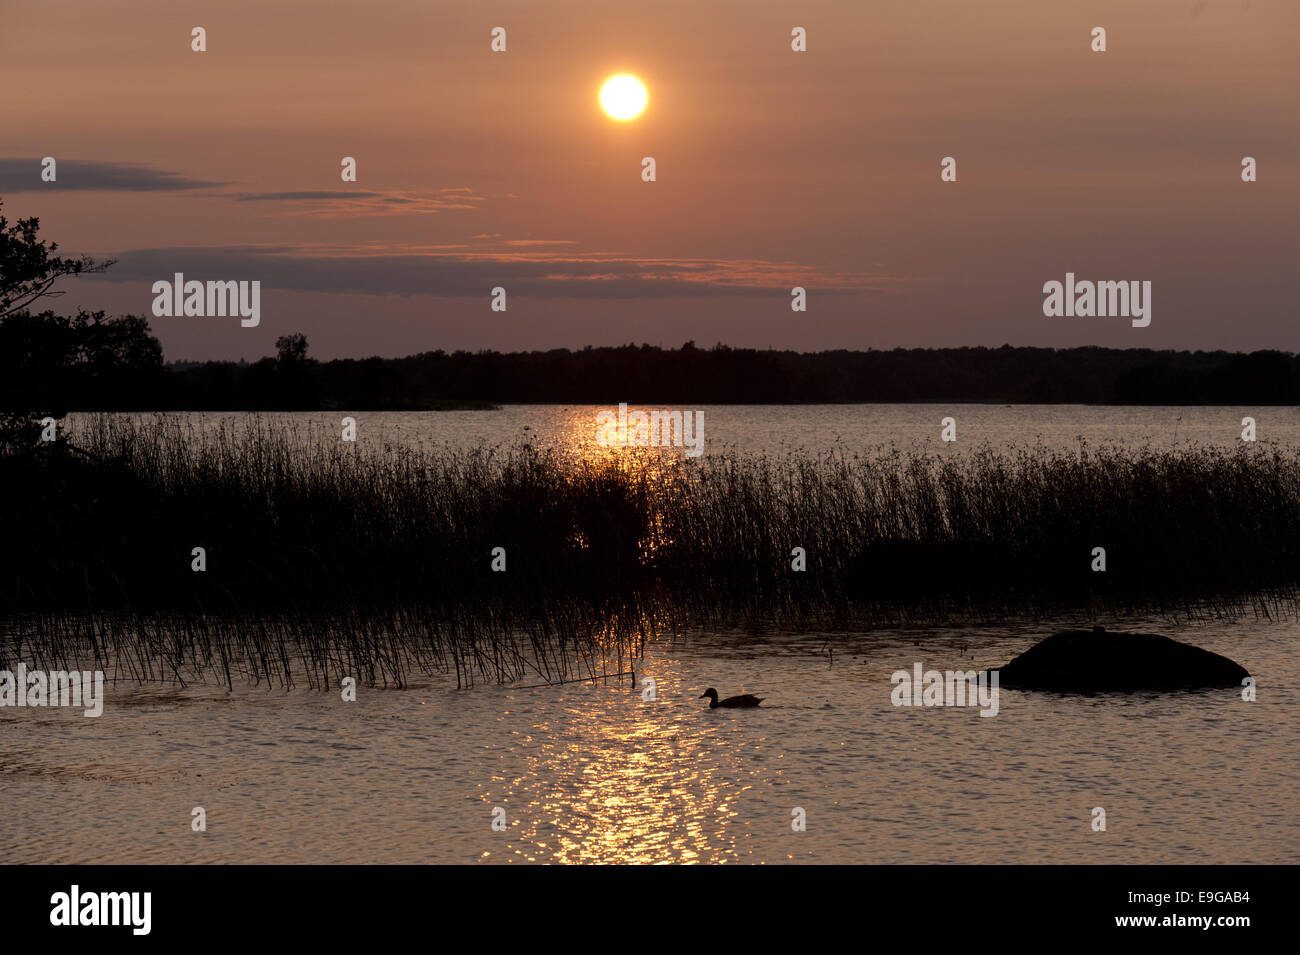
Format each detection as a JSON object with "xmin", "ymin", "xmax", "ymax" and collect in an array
[{"xmin": 4, "ymin": 415, "xmax": 1299, "ymax": 688}]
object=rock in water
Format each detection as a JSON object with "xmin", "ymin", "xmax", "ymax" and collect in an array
[{"xmin": 996, "ymin": 627, "xmax": 1250, "ymax": 692}]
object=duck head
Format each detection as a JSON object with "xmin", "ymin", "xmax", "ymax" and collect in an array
[{"xmin": 700, "ymin": 688, "xmax": 718, "ymax": 703}]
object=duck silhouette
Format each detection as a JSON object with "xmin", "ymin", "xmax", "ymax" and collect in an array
[{"xmin": 700, "ymin": 687, "xmax": 763, "ymax": 709}]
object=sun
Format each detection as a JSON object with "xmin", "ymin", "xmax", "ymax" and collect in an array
[{"xmin": 600, "ymin": 74, "xmax": 647, "ymax": 121}]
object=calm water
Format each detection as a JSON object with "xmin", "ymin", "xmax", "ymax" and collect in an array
[
  {"xmin": 68, "ymin": 403, "xmax": 1300, "ymax": 457},
  {"xmin": 3, "ymin": 617, "xmax": 1295, "ymax": 864},
  {"xmin": 8, "ymin": 405, "xmax": 1298, "ymax": 863}
]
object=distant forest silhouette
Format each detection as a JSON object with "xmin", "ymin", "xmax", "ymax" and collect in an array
[
  {"xmin": 9, "ymin": 332, "xmax": 1300, "ymax": 410},
  {"xmin": 4, "ymin": 196, "xmax": 1300, "ymax": 411}
]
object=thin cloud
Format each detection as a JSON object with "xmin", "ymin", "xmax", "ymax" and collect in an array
[
  {"xmin": 230, "ymin": 189, "xmax": 486, "ymax": 218},
  {"xmin": 235, "ymin": 191, "xmax": 386, "ymax": 201},
  {"xmin": 0, "ymin": 158, "xmax": 227, "ymax": 193},
  {"xmin": 90, "ymin": 244, "xmax": 897, "ymax": 299}
]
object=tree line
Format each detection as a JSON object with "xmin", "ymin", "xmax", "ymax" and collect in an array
[{"xmin": 154, "ymin": 342, "xmax": 1300, "ymax": 408}]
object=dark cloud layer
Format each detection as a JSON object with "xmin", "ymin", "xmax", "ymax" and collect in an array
[
  {"xmin": 90, "ymin": 246, "xmax": 884, "ymax": 299},
  {"xmin": 0, "ymin": 159, "xmax": 226, "ymax": 193}
]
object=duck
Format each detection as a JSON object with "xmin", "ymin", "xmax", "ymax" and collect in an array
[{"xmin": 700, "ymin": 687, "xmax": 763, "ymax": 709}]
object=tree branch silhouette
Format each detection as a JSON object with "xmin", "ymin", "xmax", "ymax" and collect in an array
[{"xmin": 0, "ymin": 197, "xmax": 115, "ymax": 318}]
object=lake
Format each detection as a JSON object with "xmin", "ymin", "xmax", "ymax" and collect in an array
[
  {"xmin": 65, "ymin": 403, "xmax": 1300, "ymax": 457},
  {"xmin": 5, "ymin": 405, "xmax": 1298, "ymax": 863}
]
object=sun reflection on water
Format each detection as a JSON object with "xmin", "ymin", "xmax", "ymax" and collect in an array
[{"xmin": 486, "ymin": 660, "xmax": 767, "ymax": 864}]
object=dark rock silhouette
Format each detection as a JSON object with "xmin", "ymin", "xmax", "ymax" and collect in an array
[{"xmin": 994, "ymin": 626, "xmax": 1249, "ymax": 692}]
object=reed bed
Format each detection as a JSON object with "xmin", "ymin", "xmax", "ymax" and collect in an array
[{"xmin": 2, "ymin": 414, "xmax": 1298, "ymax": 688}]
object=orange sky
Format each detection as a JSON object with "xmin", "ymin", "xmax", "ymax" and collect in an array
[{"xmin": 1, "ymin": 0, "xmax": 1296, "ymax": 360}]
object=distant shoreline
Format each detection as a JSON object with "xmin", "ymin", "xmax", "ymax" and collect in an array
[{"xmin": 12, "ymin": 343, "xmax": 1300, "ymax": 413}]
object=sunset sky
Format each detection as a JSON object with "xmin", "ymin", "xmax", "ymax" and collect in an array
[{"xmin": 1, "ymin": 0, "xmax": 1296, "ymax": 361}]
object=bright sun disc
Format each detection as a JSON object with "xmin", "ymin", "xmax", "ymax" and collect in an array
[{"xmin": 600, "ymin": 74, "xmax": 647, "ymax": 120}]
